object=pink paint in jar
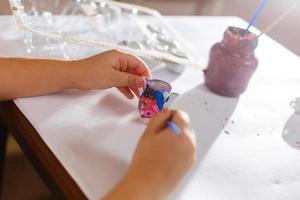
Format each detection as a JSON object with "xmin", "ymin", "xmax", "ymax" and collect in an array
[{"xmin": 204, "ymin": 27, "xmax": 259, "ymax": 97}]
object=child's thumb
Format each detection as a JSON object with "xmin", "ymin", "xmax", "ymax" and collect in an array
[
  {"xmin": 145, "ymin": 109, "xmax": 172, "ymax": 134},
  {"xmin": 115, "ymin": 71, "xmax": 146, "ymax": 88}
]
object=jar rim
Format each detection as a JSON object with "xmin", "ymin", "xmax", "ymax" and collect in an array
[
  {"xmin": 222, "ymin": 26, "xmax": 258, "ymax": 53},
  {"xmin": 227, "ymin": 27, "xmax": 257, "ymax": 41}
]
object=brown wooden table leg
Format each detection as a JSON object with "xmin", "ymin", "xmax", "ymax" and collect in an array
[
  {"xmin": 0, "ymin": 120, "xmax": 8, "ymax": 197},
  {"xmin": 0, "ymin": 101, "xmax": 87, "ymax": 200}
]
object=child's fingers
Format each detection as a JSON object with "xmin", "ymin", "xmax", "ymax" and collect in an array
[
  {"xmin": 171, "ymin": 110, "xmax": 191, "ymax": 133},
  {"xmin": 145, "ymin": 109, "xmax": 172, "ymax": 135},
  {"xmin": 129, "ymin": 86, "xmax": 140, "ymax": 98},
  {"xmin": 117, "ymin": 87, "xmax": 134, "ymax": 99},
  {"xmin": 111, "ymin": 49, "xmax": 151, "ymax": 78},
  {"xmin": 157, "ymin": 111, "xmax": 190, "ymax": 138},
  {"xmin": 114, "ymin": 71, "xmax": 146, "ymax": 89},
  {"xmin": 170, "ymin": 110, "xmax": 196, "ymax": 147}
]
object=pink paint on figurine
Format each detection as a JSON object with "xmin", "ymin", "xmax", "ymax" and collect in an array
[
  {"xmin": 139, "ymin": 96, "xmax": 160, "ymax": 119},
  {"xmin": 138, "ymin": 79, "xmax": 178, "ymax": 122}
]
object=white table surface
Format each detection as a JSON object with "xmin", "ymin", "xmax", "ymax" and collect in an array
[{"xmin": 1, "ymin": 15, "xmax": 300, "ymax": 200}]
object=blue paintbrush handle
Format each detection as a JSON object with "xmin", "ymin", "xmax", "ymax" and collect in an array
[
  {"xmin": 167, "ymin": 120, "xmax": 181, "ymax": 136},
  {"xmin": 243, "ymin": 0, "xmax": 269, "ymax": 36}
]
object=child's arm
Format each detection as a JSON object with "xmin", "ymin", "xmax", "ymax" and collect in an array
[
  {"xmin": 103, "ymin": 109, "xmax": 196, "ymax": 200},
  {"xmin": 0, "ymin": 50, "xmax": 151, "ymax": 101},
  {"xmin": 0, "ymin": 57, "xmax": 76, "ymax": 100}
]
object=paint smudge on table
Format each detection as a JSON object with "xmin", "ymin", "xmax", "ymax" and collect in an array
[{"xmin": 225, "ymin": 130, "xmax": 230, "ymax": 135}]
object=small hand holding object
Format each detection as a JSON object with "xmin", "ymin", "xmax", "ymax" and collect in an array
[
  {"xmin": 74, "ymin": 49, "xmax": 151, "ymax": 99},
  {"xmin": 103, "ymin": 109, "xmax": 196, "ymax": 200}
]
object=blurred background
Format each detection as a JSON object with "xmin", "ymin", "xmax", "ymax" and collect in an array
[
  {"xmin": 0, "ymin": 0, "xmax": 299, "ymax": 199},
  {"xmin": 0, "ymin": 0, "xmax": 299, "ymax": 56}
]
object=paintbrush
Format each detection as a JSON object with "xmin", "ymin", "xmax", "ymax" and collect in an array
[{"xmin": 258, "ymin": 3, "xmax": 296, "ymax": 37}]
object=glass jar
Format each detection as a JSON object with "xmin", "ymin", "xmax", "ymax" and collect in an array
[{"xmin": 204, "ymin": 27, "xmax": 259, "ymax": 97}]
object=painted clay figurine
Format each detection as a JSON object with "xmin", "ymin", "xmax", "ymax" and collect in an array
[{"xmin": 138, "ymin": 79, "xmax": 177, "ymax": 122}]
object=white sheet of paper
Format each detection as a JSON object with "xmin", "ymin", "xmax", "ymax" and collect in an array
[{"xmin": 1, "ymin": 16, "xmax": 300, "ymax": 200}]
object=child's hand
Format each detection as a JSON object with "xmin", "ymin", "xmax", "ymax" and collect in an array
[
  {"xmin": 104, "ymin": 109, "xmax": 196, "ymax": 200},
  {"xmin": 73, "ymin": 50, "xmax": 151, "ymax": 99},
  {"xmin": 128, "ymin": 109, "xmax": 196, "ymax": 199},
  {"xmin": 0, "ymin": 50, "xmax": 150, "ymax": 100}
]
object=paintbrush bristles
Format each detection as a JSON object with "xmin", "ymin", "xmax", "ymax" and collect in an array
[{"xmin": 259, "ymin": 4, "xmax": 296, "ymax": 37}]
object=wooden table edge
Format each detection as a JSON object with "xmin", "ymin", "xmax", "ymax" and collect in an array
[
  {"xmin": 0, "ymin": 118, "xmax": 8, "ymax": 197},
  {"xmin": 0, "ymin": 101, "xmax": 88, "ymax": 200}
]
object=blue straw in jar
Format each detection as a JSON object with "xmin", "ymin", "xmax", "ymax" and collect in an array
[{"xmin": 242, "ymin": 0, "xmax": 269, "ymax": 36}]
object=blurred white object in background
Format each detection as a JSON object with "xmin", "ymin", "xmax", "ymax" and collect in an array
[
  {"xmin": 9, "ymin": 0, "xmax": 203, "ymax": 73},
  {"xmin": 290, "ymin": 97, "xmax": 300, "ymax": 115}
]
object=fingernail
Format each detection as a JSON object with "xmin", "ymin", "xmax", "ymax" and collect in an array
[
  {"xmin": 142, "ymin": 76, "xmax": 148, "ymax": 82},
  {"xmin": 142, "ymin": 76, "xmax": 148, "ymax": 88},
  {"xmin": 162, "ymin": 108, "xmax": 170, "ymax": 113},
  {"xmin": 138, "ymin": 88, "xmax": 143, "ymax": 96},
  {"xmin": 136, "ymin": 78, "xmax": 144, "ymax": 88}
]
